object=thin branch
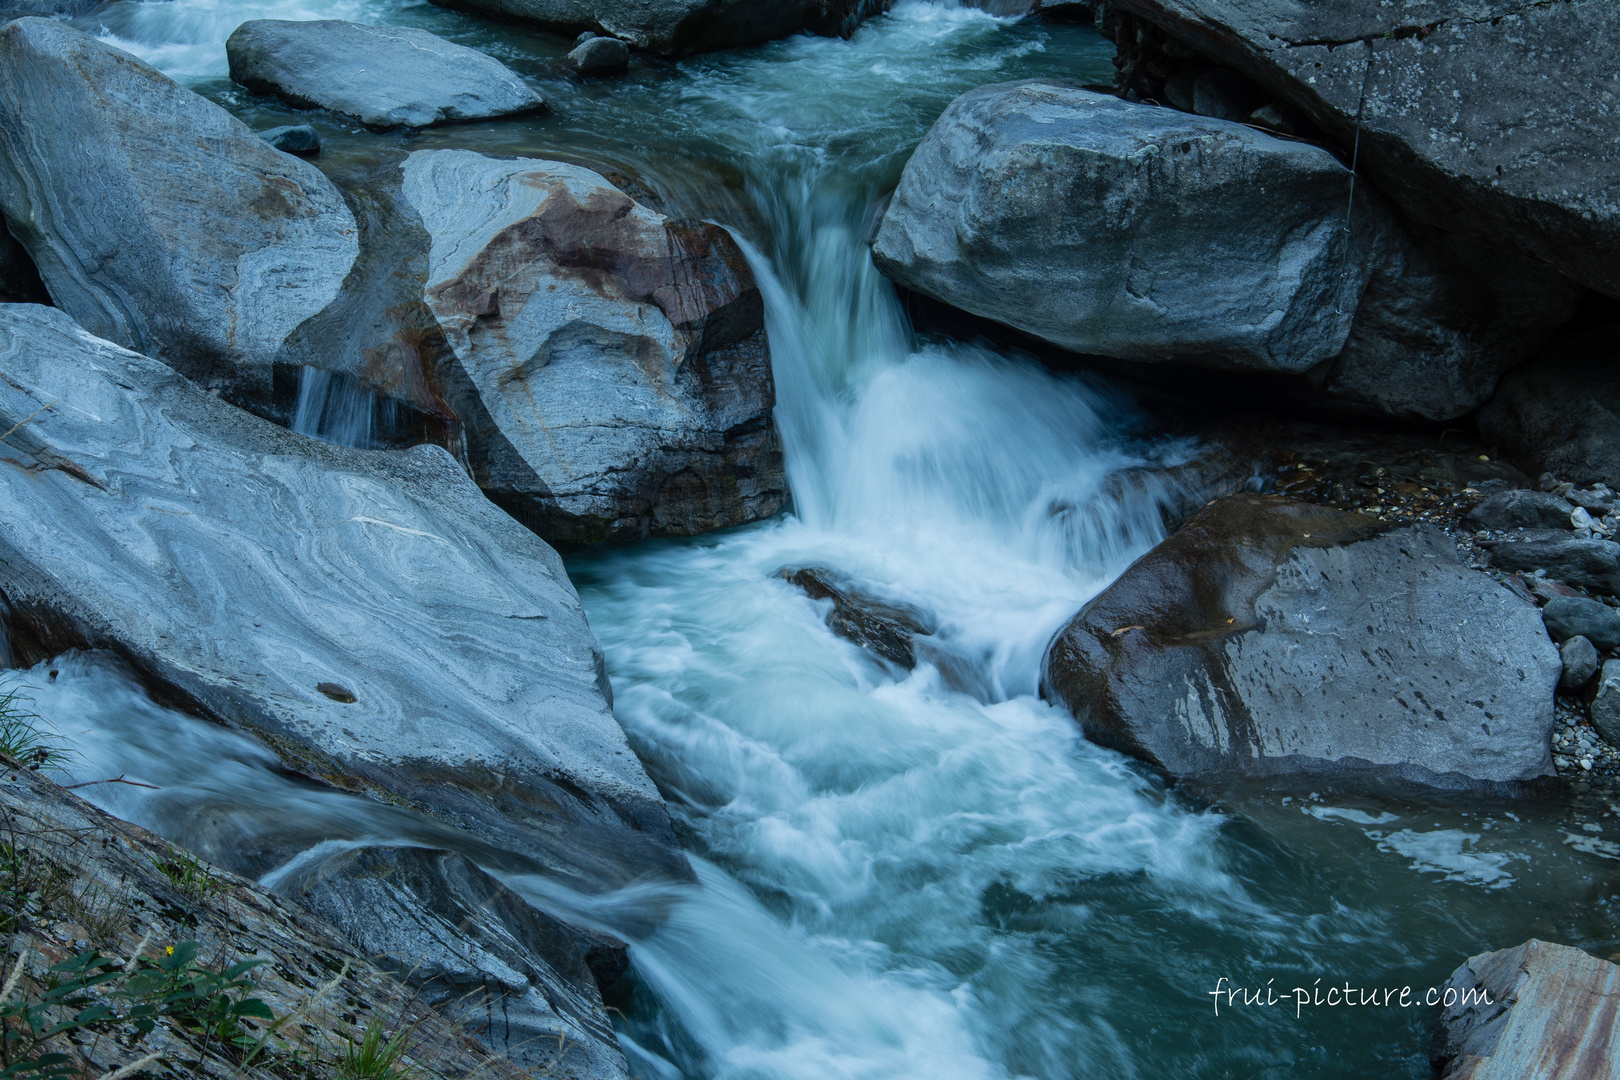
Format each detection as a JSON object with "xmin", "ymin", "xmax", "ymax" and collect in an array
[{"xmin": 62, "ymin": 776, "xmax": 159, "ymax": 792}]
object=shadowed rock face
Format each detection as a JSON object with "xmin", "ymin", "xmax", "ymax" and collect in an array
[
  {"xmin": 1041, "ymin": 493, "xmax": 1560, "ymax": 790},
  {"xmin": 0, "ymin": 19, "xmax": 357, "ymax": 412},
  {"xmin": 1109, "ymin": 0, "xmax": 1620, "ymax": 298},
  {"xmin": 226, "ymin": 20, "xmax": 547, "ymax": 131},
  {"xmin": 1477, "ymin": 327, "xmax": 1620, "ymax": 490},
  {"xmin": 0, "ymin": 305, "xmax": 689, "ymax": 893},
  {"xmin": 403, "ymin": 150, "xmax": 785, "ymax": 542}
]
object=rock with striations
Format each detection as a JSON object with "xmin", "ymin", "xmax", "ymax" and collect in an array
[
  {"xmin": 399, "ymin": 149, "xmax": 785, "ymax": 542},
  {"xmin": 429, "ymin": 0, "xmax": 886, "ymax": 55},
  {"xmin": 1041, "ymin": 493, "xmax": 1560, "ymax": 789},
  {"xmin": 227, "ymin": 20, "xmax": 546, "ymax": 131},
  {"xmin": 284, "ymin": 846, "xmax": 629, "ymax": 1080},
  {"xmin": 0, "ymin": 19, "xmax": 357, "ymax": 412},
  {"xmin": 1109, "ymin": 0, "xmax": 1620, "ymax": 299},
  {"xmin": 871, "ymin": 80, "xmax": 1576, "ymax": 421},
  {"xmin": 1431, "ymin": 939, "xmax": 1620, "ymax": 1080},
  {"xmin": 0, "ymin": 304, "xmax": 690, "ymax": 894},
  {"xmin": 1477, "ymin": 327, "xmax": 1620, "ymax": 490}
]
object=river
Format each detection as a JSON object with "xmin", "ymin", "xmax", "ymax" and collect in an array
[{"xmin": 15, "ymin": 2, "xmax": 1620, "ymax": 1077}]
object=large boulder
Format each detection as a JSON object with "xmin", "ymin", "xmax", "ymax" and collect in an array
[
  {"xmin": 1477, "ymin": 327, "xmax": 1620, "ymax": 490},
  {"xmin": 226, "ymin": 20, "xmax": 546, "ymax": 131},
  {"xmin": 871, "ymin": 81, "xmax": 1575, "ymax": 421},
  {"xmin": 1041, "ymin": 493, "xmax": 1561, "ymax": 789},
  {"xmin": 0, "ymin": 304, "xmax": 689, "ymax": 892},
  {"xmin": 1431, "ymin": 939, "xmax": 1620, "ymax": 1079},
  {"xmin": 429, "ymin": 0, "xmax": 886, "ymax": 55},
  {"xmin": 284, "ymin": 846, "xmax": 628, "ymax": 1080},
  {"xmin": 0, "ymin": 19, "xmax": 357, "ymax": 411},
  {"xmin": 1108, "ymin": 0, "xmax": 1620, "ymax": 299},
  {"xmin": 399, "ymin": 149, "xmax": 785, "ymax": 542}
]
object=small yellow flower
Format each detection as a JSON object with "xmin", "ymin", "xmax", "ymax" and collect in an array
[{"xmin": 165, "ymin": 946, "xmax": 174, "ymax": 955}]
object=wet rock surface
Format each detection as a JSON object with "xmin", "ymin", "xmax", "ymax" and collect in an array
[
  {"xmin": 0, "ymin": 19, "xmax": 358, "ymax": 412},
  {"xmin": 256, "ymin": 123, "xmax": 321, "ymax": 156},
  {"xmin": 0, "ymin": 305, "xmax": 689, "ymax": 893},
  {"xmin": 227, "ymin": 20, "xmax": 545, "ymax": 131},
  {"xmin": 1041, "ymin": 492, "xmax": 1560, "ymax": 790},
  {"xmin": 781, "ymin": 567, "xmax": 937, "ymax": 668},
  {"xmin": 565, "ymin": 33, "xmax": 630, "ymax": 75},
  {"xmin": 1431, "ymin": 939, "xmax": 1620, "ymax": 1080},
  {"xmin": 401, "ymin": 149, "xmax": 785, "ymax": 542}
]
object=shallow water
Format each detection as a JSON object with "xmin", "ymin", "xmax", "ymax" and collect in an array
[{"xmin": 22, "ymin": 3, "xmax": 1620, "ymax": 1078}]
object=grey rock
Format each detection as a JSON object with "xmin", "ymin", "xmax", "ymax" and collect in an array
[
  {"xmin": 285, "ymin": 846, "xmax": 628, "ymax": 1080},
  {"xmin": 257, "ymin": 124, "xmax": 320, "ymax": 156},
  {"xmin": 1161, "ymin": 69, "xmax": 1197, "ymax": 111},
  {"xmin": 0, "ymin": 19, "xmax": 357, "ymax": 412},
  {"xmin": 1041, "ymin": 494, "xmax": 1560, "ymax": 789},
  {"xmin": 1109, "ymin": 0, "xmax": 1620, "ymax": 299},
  {"xmin": 1485, "ymin": 535, "xmax": 1620, "ymax": 597},
  {"xmin": 781, "ymin": 567, "xmax": 936, "ymax": 669},
  {"xmin": 400, "ymin": 149, "xmax": 785, "ymax": 542},
  {"xmin": 1477, "ymin": 327, "xmax": 1620, "ymax": 490},
  {"xmin": 1431, "ymin": 939, "xmax": 1620, "ymax": 1080},
  {"xmin": 871, "ymin": 81, "xmax": 1573, "ymax": 421},
  {"xmin": 227, "ymin": 20, "xmax": 545, "ymax": 131},
  {"xmin": 1463, "ymin": 489, "xmax": 1576, "ymax": 533},
  {"xmin": 1559, "ymin": 636, "xmax": 1600, "ymax": 692},
  {"xmin": 1190, "ymin": 67, "xmax": 1260, "ymax": 122},
  {"xmin": 1541, "ymin": 596, "xmax": 1620, "ymax": 652},
  {"xmin": 564, "ymin": 35, "xmax": 629, "ymax": 75},
  {"xmin": 0, "ymin": 304, "xmax": 689, "ymax": 893},
  {"xmin": 429, "ymin": 0, "xmax": 887, "ymax": 55},
  {"xmin": 1594, "ymin": 661, "xmax": 1620, "ymax": 747}
]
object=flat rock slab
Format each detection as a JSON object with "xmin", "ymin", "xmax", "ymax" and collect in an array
[
  {"xmin": 1112, "ymin": 0, "xmax": 1620, "ymax": 298},
  {"xmin": 0, "ymin": 18, "xmax": 357, "ymax": 410},
  {"xmin": 1041, "ymin": 493, "xmax": 1560, "ymax": 789},
  {"xmin": 1432, "ymin": 939, "xmax": 1620, "ymax": 1079},
  {"xmin": 0, "ymin": 304, "xmax": 688, "ymax": 892},
  {"xmin": 227, "ymin": 20, "xmax": 545, "ymax": 131}
]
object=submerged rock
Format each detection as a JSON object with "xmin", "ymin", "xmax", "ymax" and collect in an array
[
  {"xmin": 564, "ymin": 34, "xmax": 630, "ymax": 76},
  {"xmin": 257, "ymin": 123, "xmax": 321, "ymax": 156},
  {"xmin": 781, "ymin": 567, "xmax": 936, "ymax": 668},
  {"xmin": 1477, "ymin": 327, "xmax": 1620, "ymax": 490},
  {"xmin": 1041, "ymin": 493, "xmax": 1560, "ymax": 789},
  {"xmin": 871, "ymin": 81, "xmax": 1573, "ymax": 421},
  {"xmin": 0, "ymin": 304, "xmax": 689, "ymax": 892},
  {"xmin": 1431, "ymin": 939, "xmax": 1620, "ymax": 1080},
  {"xmin": 285, "ymin": 846, "xmax": 628, "ymax": 1080},
  {"xmin": 227, "ymin": 20, "xmax": 545, "ymax": 131},
  {"xmin": 0, "ymin": 19, "xmax": 357, "ymax": 412},
  {"xmin": 400, "ymin": 149, "xmax": 785, "ymax": 542}
]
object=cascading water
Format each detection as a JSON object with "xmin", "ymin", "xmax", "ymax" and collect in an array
[{"xmin": 22, "ymin": 3, "xmax": 1620, "ymax": 1078}]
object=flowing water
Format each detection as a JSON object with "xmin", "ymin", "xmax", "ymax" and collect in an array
[{"xmin": 19, "ymin": 3, "xmax": 1620, "ymax": 1078}]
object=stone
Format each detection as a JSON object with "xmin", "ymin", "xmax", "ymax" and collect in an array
[
  {"xmin": 1041, "ymin": 493, "xmax": 1560, "ymax": 789},
  {"xmin": 1477, "ymin": 327, "xmax": 1620, "ymax": 490},
  {"xmin": 1190, "ymin": 67, "xmax": 1260, "ymax": 122},
  {"xmin": 564, "ymin": 34, "xmax": 630, "ymax": 76},
  {"xmin": 284, "ymin": 846, "xmax": 628, "ymax": 1080},
  {"xmin": 0, "ymin": 305, "xmax": 690, "ymax": 893},
  {"xmin": 1541, "ymin": 596, "xmax": 1620, "ymax": 652},
  {"xmin": 1484, "ymin": 535, "xmax": 1620, "ymax": 597},
  {"xmin": 871, "ymin": 81, "xmax": 1575, "ymax": 421},
  {"xmin": 257, "ymin": 123, "xmax": 321, "ymax": 155},
  {"xmin": 400, "ymin": 149, "xmax": 785, "ymax": 542},
  {"xmin": 1594, "ymin": 661, "xmax": 1620, "ymax": 746},
  {"xmin": 227, "ymin": 20, "xmax": 545, "ymax": 131},
  {"xmin": 1433, "ymin": 939, "xmax": 1620, "ymax": 1080},
  {"xmin": 429, "ymin": 0, "xmax": 887, "ymax": 55},
  {"xmin": 1559, "ymin": 636, "xmax": 1600, "ymax": 692},
  {"xmin": 781, "ymin": 567, "xmax": 936, "ymax": 668},
  {"xmin": 1463, "ymin": 489, "xmax": 1576, "ymax": 533},
  {"xmin": 0, "ymin": 19, "xmax": 357, "ymax": 412},
  {"xmin": 1109, "ymin": 0, "xmax": 1620, "ymax": 299},
  {"xmin": 0, "ymin": 216, "xmax": 45, "ymax": 303}
]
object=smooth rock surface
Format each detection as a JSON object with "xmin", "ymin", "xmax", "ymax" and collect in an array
[
  {"xmin": 401, "ymin": 149, "xmax": 785, "ymax": 542},
  {"xmin": 1041, "ymin": 493, "xmax": 1560, "ymax": 788},
  {"xmin": 564, "ymin": 34, "xmax": 629, "ymax": 75},
  {"xmin": 285, "ymin": 846, "xmax": 628, "ymax": 1080},
  {"xmin": 0, "ymin": 304, "xmax": 688, "ymax": 892},
  {"xmin": 1485, "ymin": 534, "xmax": 1620, "ymax": 596},
  {"xmin": 227, "ymin": 20, "xmax": 545, "ymax": 131},
  {"xmin": 1478, "ymin": 327, "xmax": 1620, "ymax": 490},
  {"xmin": 1464, "ymin": 489, "xmax": 1577, "ymax": 533},
  {"xmin": 1559, "ymin": 636, "xmax": 1599, "ymax": 692},
  {"xmin": 0, "ymin": 19, "xmax": 357, "ymax": 410},
  {"xmin": 1110, "ymin": 0, "xmax": 1620, "ymax": 298},
  {"xmin": 257, "ymin": 123, "xmax": 321, "ymax": 155},
  {"xmin": 1432, "ymin": 939, "xmax": 1620, "ymax": 1080},
  {"xmin": 429, "ymin": 0, "xmax": 886, "ymax": 55},
  {"xmin": 1541, "ymin": 596, "xmax": 1620, "ymax": 652},
  {"xmin": 1594, "ymin": 661, "xmax": 1620, "ymax": 747}
]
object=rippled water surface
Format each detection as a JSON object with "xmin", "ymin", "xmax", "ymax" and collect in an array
[{"xmin": 22, "ymin": 3, "xmax": 1620, "ymax": 1078}]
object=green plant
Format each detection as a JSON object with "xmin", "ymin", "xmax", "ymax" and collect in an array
[
  {"xmin": 338, "ymin": 1017, "xmax": 417, "ymax": 1080},
  {"xmin": 58, "ymin": 883, "xmax": 128, "ymax": 946},
  {"xmin": 0, "ymin": 692, "xmax": 67, "ymax": 773},
  {"xmin": 0, "ymin": 950, "xmax": 122, "ymax": 1079},
  {"xmin": 148, "ymin": 845, "xmax": 223, "ymax": 906},
  {"xmin": 0, "ymin": 844, "xmax": 71, "ymax": 938},
  {"xmin": 118, "ymin": 941, "xmax": 272, "ymax": 1062}
]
